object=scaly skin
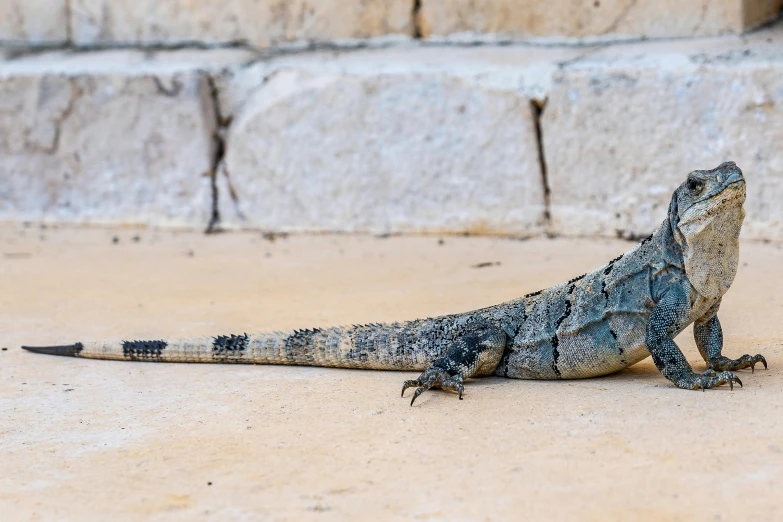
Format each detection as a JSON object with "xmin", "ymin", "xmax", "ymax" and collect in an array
[{"xmin": 22, "ymin": 162, "xmax": 767, "ymax": 405}]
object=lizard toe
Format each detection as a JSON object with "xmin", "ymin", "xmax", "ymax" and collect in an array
[
  {"xmin": 680, "ymin": 370, "xmax": 742, "ymax": 391},
  {"xmin": 708, "ymin": 353, "xmax": 767, "ymax": 373},
  {"xmin": 401, "ymin": 379, "xmax": 420, "ymax": 398}
]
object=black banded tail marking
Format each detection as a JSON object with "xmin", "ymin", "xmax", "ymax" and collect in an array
[
  {"xmin": 213, "ymin": 334, "xmax": 249, "ymax": 360},
  {"xmin": 122, "ymin": 340, "xmax": 167, "ymax": 361},
  {"xmin": 22, "ymin": 343, "xmax": 84, "ymax": 357}
]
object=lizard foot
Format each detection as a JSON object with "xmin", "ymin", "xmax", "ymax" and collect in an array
[
  {"xmin": 401, "ymin": 323, "xmax": 506, "ymax": 406},
  {"xmin": 401, "ymin": 368, "xmax": 464, "ymax": 407},
  {"xmin": 678, "ymin": 369, "xmax": 742, "ymax": 391},
  {"xmin": 708, "ymin": 354, "xmax": 767, "ymax": 373}
]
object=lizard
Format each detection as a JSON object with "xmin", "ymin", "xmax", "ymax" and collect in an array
[{"xmin": 22, "ymin": 161, "xmax": 767, "ymax": 405}]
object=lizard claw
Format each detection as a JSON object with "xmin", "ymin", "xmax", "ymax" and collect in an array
[
  {"xmin": 708, "ymin": 353, "xmax": 768, "ymax": 373},
  {"xmin": 400, "ymin": 368, "xmax": 465, "ymax": 406},
  {"xmin": 410, "ymin": 386, "xmax": 429, "ymax": 406},
  {"xmin": 682, "ymin": 370, "xmax": 742, "ymax": 391},
  {"xmin": 401, "ymin": 379, "xmax": 420, "ymax": 398},
  {"xmin": 750, "ymin": 354, "xmax": 768, "ymax": 373}
]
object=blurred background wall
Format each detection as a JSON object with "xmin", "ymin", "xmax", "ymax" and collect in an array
[{"xmin": 0, "ymin": 0, "xmax": 781, "ymax": 240}]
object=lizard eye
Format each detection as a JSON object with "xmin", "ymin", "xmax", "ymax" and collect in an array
[{"xmin": 687, "ymin": 178, "xmax": 704, "ymax": 193}]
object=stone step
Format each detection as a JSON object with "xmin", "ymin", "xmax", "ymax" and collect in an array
[
  {"xmin": 0, "ymin": 49, "xmax": 254, "ymax": 228},
  {"xmin": 0, "ymin": 21, "xmax": 781, "ymax": 239},
  {"xmin": 542, "ymin": 22, "xmax": 783, "ymax": 241},
  {"xmin": 212, "ymin": 45, "xmax": 584, "ymax": 235},
  {"xmin": 2, "ymin": 1, "xmax": 781, "ymax": 47},
  {"xmin": 421, "ymin": 0, "xmax": 783, "ymax": 42}
]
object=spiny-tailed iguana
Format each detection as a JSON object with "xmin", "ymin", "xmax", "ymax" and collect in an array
[{"xmin": 23, "ymin": 162, "xmax": 766, "ymax": 405}]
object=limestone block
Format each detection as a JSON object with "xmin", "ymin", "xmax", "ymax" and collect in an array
[
  {"xmin": 542, "ymin": 28, "xmax": 783, "ymax": 241},
  {"xmin": 420, "ymin": 0, "xmax": 783, "ymax": 41},
  {"xmin": 0, "ymin": 0, "xmax": 67, "ymax": 43},
  {"xmin": 222, "ymin": 70, "xmax": 546, "ymax": 235},
  {"xmin": 0, "ymin": 60, "xmax": 219, "ymax": 227},
  {"xmin": 71, "ymin": 0, "xmax": 412, "ymax": 47},
  {"xmin": 214, "ymin": 45, "xmax": 587, "ymax": 123}
]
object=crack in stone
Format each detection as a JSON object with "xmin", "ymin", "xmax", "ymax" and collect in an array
[
  {"xmin": 601, "ymin": 0, "xmax": 640, "ymax": 36},
  {"xmin": 153, "ymin": 76, "xmax": 184, "ymax": 97},
  {"xmin": 205, "ymin": 74, "xmax": 226, "ymax": 234},
  {"xmin": 65, "ymin": 0, "xmax": 72, "ymax": 44},
  {"xmin": 48, "ymin": 84, "xmax": 77, "ymax": 154},
  {"xmin": 530, "ymin": 98, "xmax": 552, "ymax": 237},
  {"xmin": 412, "ymin": 0, "xmax": 424, "ymax": 39},
  {"xmin": 28, "ymin": 77, "xmax": 79, "ymax": 154}
]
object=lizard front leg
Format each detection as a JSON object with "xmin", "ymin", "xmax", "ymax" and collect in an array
[
  {"xmin": 694, "ymin": 307, "xmax": 767, "ymax": 373},
  {"xmin": 401, "ymin": 323, "xmax": 506, "ymax": 406},
  {"xmin": 646, "ymin": 287, "xmax": 742, "ymax": 391}
]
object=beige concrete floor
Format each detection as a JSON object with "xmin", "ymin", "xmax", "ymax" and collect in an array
[{"xmin": 1, "ymin": 224, "xmax": 782, "ymax": 521}]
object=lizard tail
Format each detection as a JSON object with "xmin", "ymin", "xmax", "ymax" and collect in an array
[
  {"xmin": 21, "ymin": 325, "xmax": 434, "ymax": 371},
  {"xmin": 23, "ymin": 335, "xmax": 277, "ymax": 364}
]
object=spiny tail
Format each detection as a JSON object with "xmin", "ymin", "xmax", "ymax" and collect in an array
[{"xmin": 21, "ymin": 323, "xmax": 442, "ymax": 371}]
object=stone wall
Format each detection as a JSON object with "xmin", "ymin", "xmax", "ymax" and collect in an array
[
  {"xmin": 2, "ymin": 0, "xmax": 782, "ymax": 45},
  {"xmin": 0, "ymin": 1, "xmax": 782, "ymax": 240},
  {"xmin": 420, "ymin": 0, "xmax": 783, "ymax": 41}
]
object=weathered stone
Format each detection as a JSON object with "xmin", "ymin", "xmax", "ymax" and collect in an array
[
  {"xmin": 214, "ymin": 45, "xmax": 587, "ymax": 122},
  {"xmin": 543, "ymin": 25, "xmax": 783, "ymax": 241},
  {"xmin": 221, "ymin": 68, "xmax": 546, "ymax": 234},
  {"xmin": 0, "ymin": 0, "xmax": 68, "ymax": 44},
  {"xmin": 420, "ymin": 0, "xmax": 783, "ymax": 41},
  {"xmin": 71, "ymin": 0, "xmax": 413, "ymax": 48},
  {"xmin": 0, "ymin": 50, "xmax": 253, "ymax": 227}
]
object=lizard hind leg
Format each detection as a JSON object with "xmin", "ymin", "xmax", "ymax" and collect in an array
[{"xmin": 401, "ymin": 323, "xmax": 506, "ymax": 406}]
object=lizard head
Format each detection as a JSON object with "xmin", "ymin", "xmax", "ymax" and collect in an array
[{"xmin": 668, "ymin": 161, "xmax": 746, "ymax": 299}]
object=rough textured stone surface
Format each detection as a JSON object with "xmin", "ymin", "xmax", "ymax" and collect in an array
[
  {"xmin": 216, "ymin": 46, "xmax": 592, "ymax": 233},
  {"xmin": 543, "ymin": 24, "xmax": 783, "ymax": 241},
  {"xmin": 71, "ymin": 0, "xmax": 413, "ymax": 47},
  {"xmin": 1, "ymin": 48, "xmax": 258, "ymax": 75},
  {"xmin": 214, "ymin": 45, "xmax": 587, "ymax": 121},
  {"xmin": 420, "ymin": 0, "xmax": 783, "ymax": 41},
  {"xmin": 221, "ymin": 68, "xmax": 545, "ymax": 235},
  {"xmin": 0, "ymin": 50, "xmax": 253, "ymax": 227},
  {"xmin": 0, "ymin": 0, "xmax": 68, "ymax": 44}
]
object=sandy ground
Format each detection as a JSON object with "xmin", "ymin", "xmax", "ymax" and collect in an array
[{"xmin": 1, "ymin": 225, "xmax": 782, "ymax": 521}]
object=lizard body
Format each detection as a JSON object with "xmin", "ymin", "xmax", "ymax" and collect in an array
[{"xmin": 23, "ymin": 162, "xmax": 766, "ymax": 404}]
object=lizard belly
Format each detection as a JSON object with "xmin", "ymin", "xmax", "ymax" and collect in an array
[
  {"xmin": 491, "ymin": 234, "xmax": 661, "ymax": 380},
  {"xmin": 556, "ymin": 312, "xmax": 651, "ymax": 378},
  {"xmin": 499, "ymin": 311, "xmax": 651, "ymax": 379}
]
